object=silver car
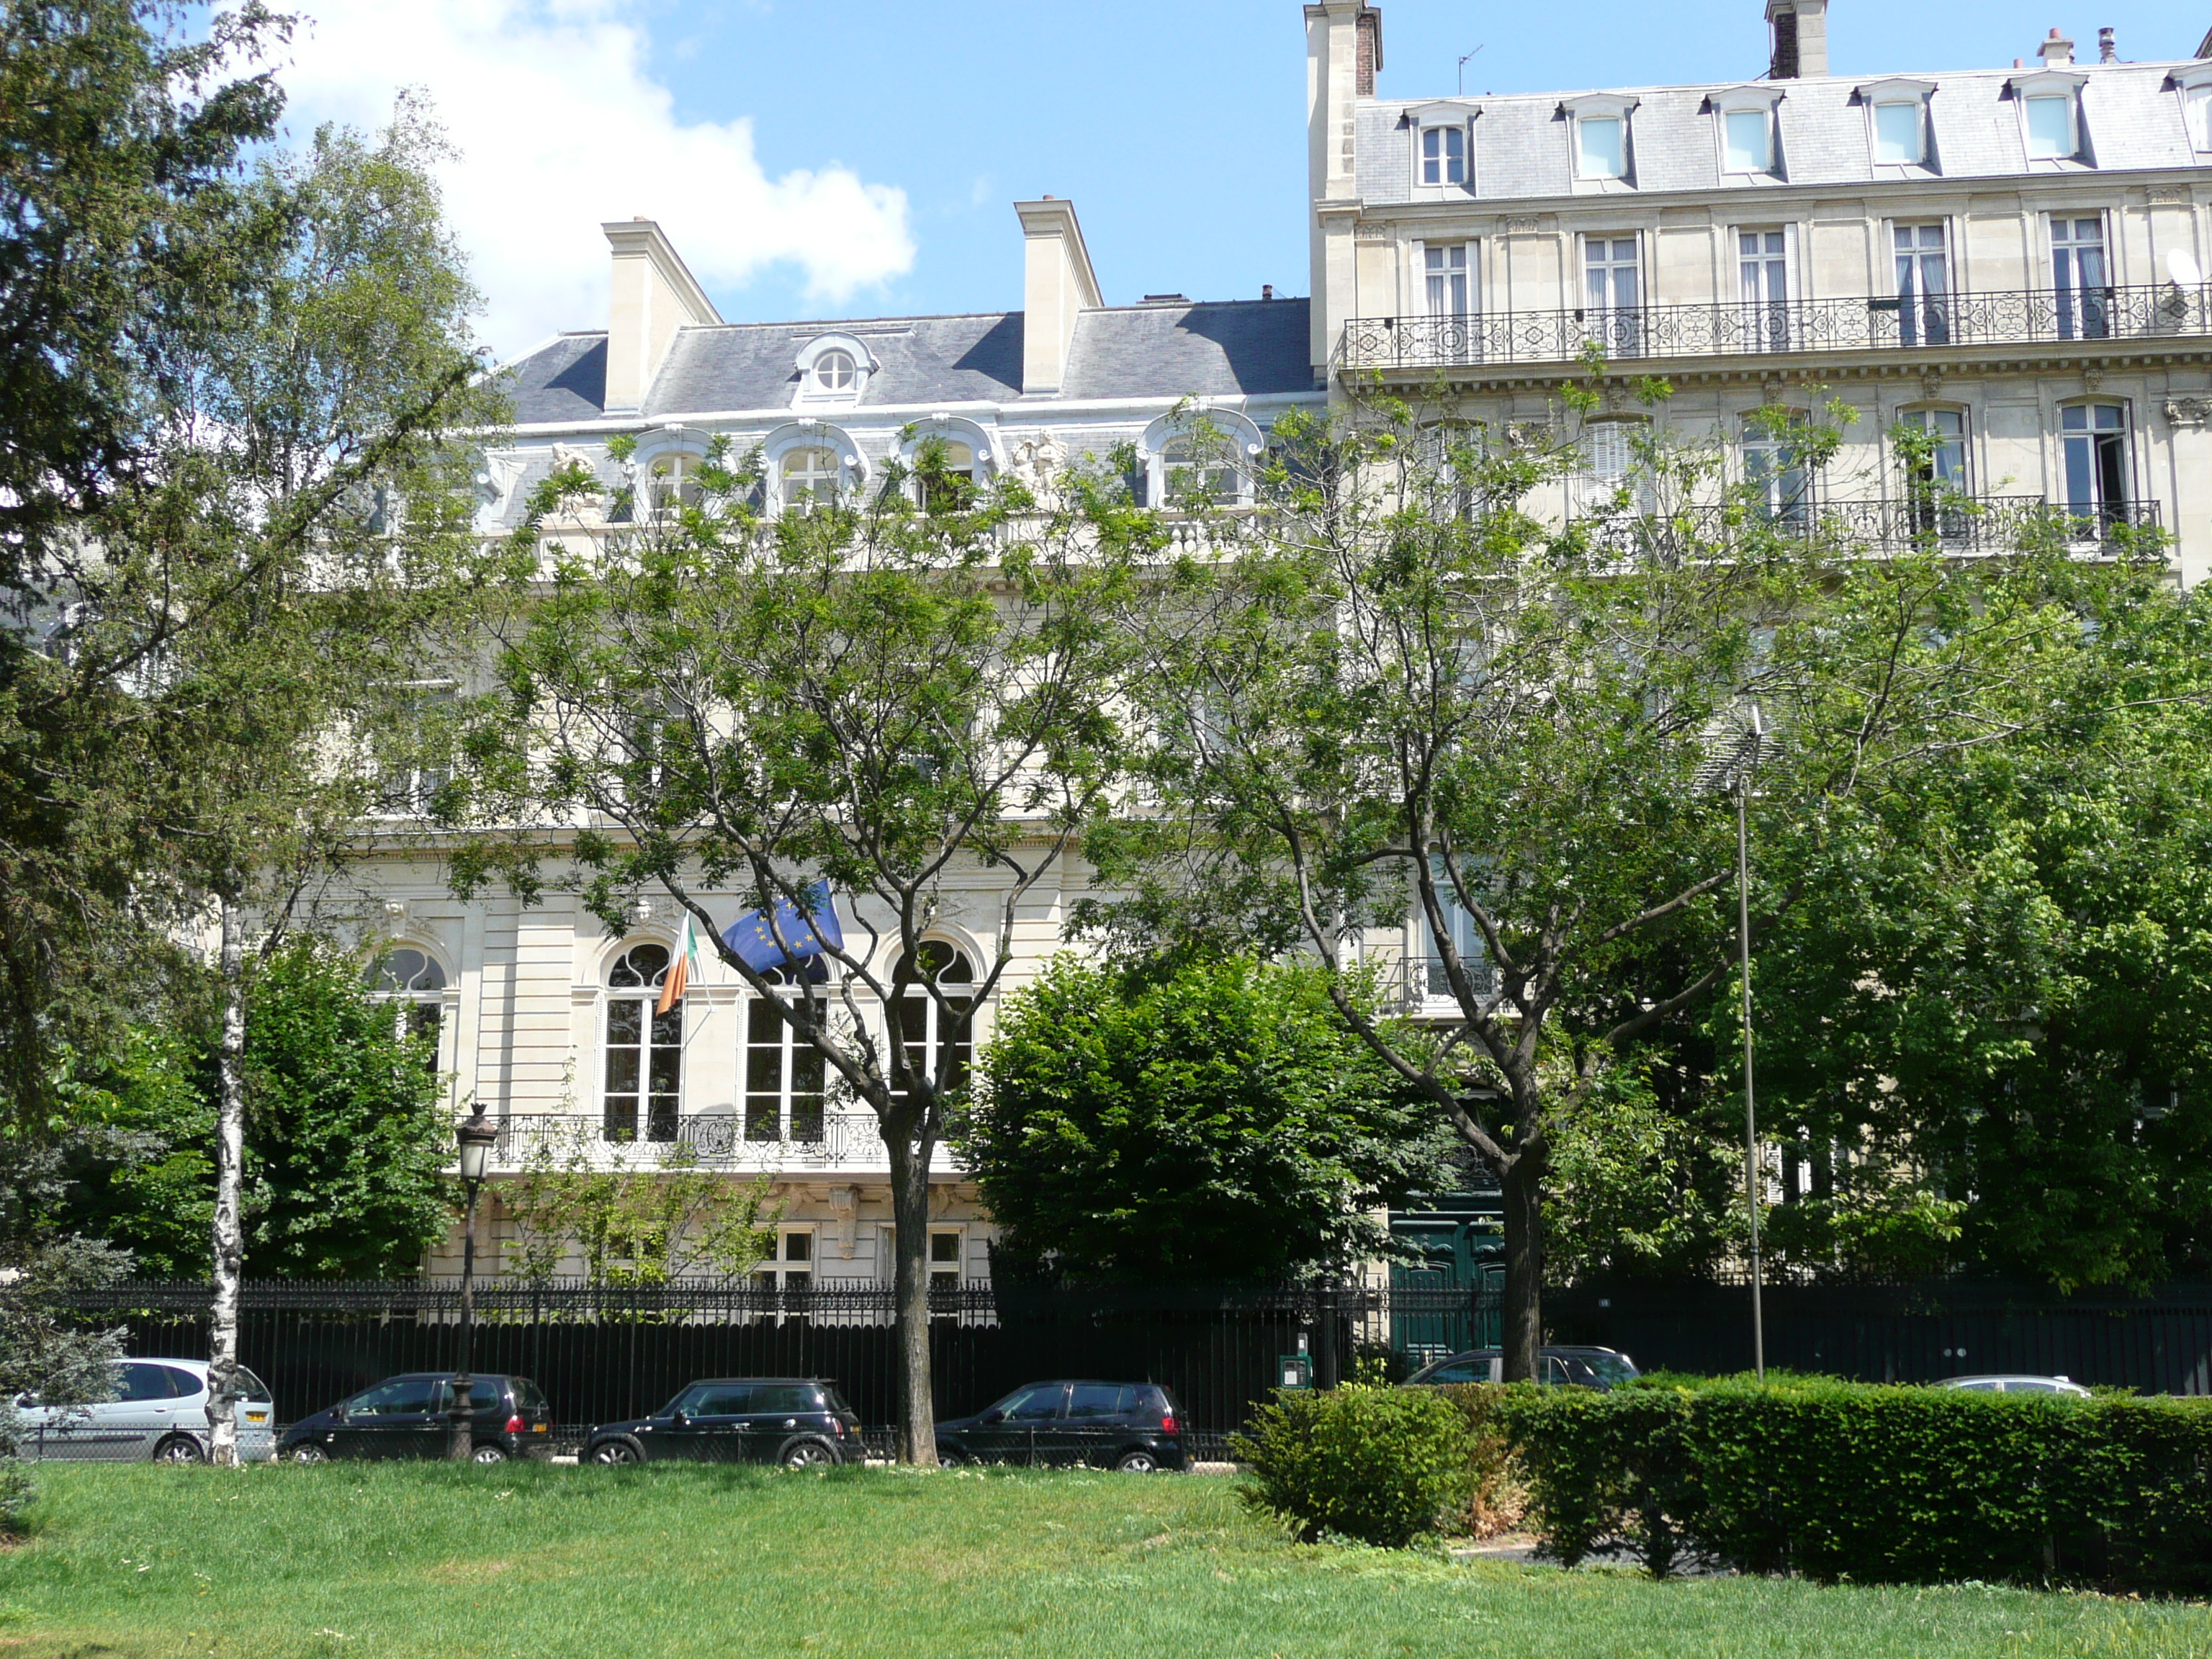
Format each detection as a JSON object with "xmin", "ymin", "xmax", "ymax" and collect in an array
[
  {"xmin": 1936, "ymin": 1374, "xmax": 2092, "ymax": 1398},
  {"xmin": 15, "ymin": 1359, "xmax": 277, "ymax": 1463}
]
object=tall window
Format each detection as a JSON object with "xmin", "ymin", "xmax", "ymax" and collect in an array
[
  {"xmin": 1873, "ymin": 100, "xmax": 1925, "ymax": 164},
  {"xmin": 648, "ymin": 454, "xmax": 701, "ymax": 513},
  {"xmin": 368, "ymin": 948, "xmax": 447, "ymax": 1053},
  {"xmin": 1894, "ymin": 223, "xmax": 1949, "ymax": 347},
  {"xmin": 2050, "ymin": 217, "xmax": 2108, "ymax": 341},
  {"xmin": 2023, "ymin": 93, "xmax": 2077, "ymax": 161},
  {"xmin": 605, "ymin": 943, "xmax": 680, "ymax": 1144},
  {"xmin": 1582, "ymin": 420, "xmax": 1650, "ymax": 513},
  {"xmin": 743, "ymin": 964, "xmax": 827, "ymax": 1145},
  {"xmin": 813, "ymin": 350, "xmax": 856, "ymax": 393},
  {"xmin": 1419, "ymin": 863, "xmax": 1495, "ymax": 1001},
  {"xmin": 893, "ymin": 943, "xmax": 974, "ymax": 1106},
  {"xmin": 1421, "ymin": 125, "xmax": 1465, "ymax": 186},
  {"xmin": 1899, "ymin": 408, "xmax": 1968, "ymax": 536},
  {"xmin": 1723, "ymin": 109, "xmax": 1771, "ymax": 174},
  {"xmin": 2190, "ymin": 86, "xmax": 2212, "ymax": 153},
  {"xmin": 2061, "ymin": 403, "xmax": 2130, "ymax": 526},
  {"xmin": 1743, "ymin": 415, "xmax": 1812, "ymax": 530},
  {"xmin": 1577, "ymin": 116, "xmax": 1627, "ymax": 180},
  {"xmin": 1737, "ymin": 230, "xmax": 1789, "ymax": 351},
  {"xmin": 780, "ymin": 446, "xmax": 840, "ymax": 513},
  {"xmin": 1583, "ymin": 236, "xmax": 1641, "ymax": 355},
  {"xmin": 1424, "ymin": 244, "xmax": 1470, "ymax": 318},
  {"xmin": 917, "ymin": 439, "xmax": 977, "ymax": 513}
]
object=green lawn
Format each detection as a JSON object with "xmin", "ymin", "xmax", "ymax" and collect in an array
[{"xmin": 2, "ymin": 1463, "xmax": 2206, "ymax": 1659}]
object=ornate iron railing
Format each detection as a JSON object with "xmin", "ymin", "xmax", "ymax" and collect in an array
[
  {"xmin": 1339, "ymin": 283, "xmax": 2212, "ymax": 372},
  {"xmin": 490, "ymin": 1110, "xmax": 896, "ymax": 1172},
  {"xmin": 1573, "ymin": 495, "xmax": 2162, "ymax": 559}
]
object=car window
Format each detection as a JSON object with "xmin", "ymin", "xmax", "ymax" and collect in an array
[
  {"xmin": 114, "ymin": 1362, "xmax": 184, "ymax": 1403},
  {"xmin": 235, "ymin": 1368, "xmax": 274, "ymax": 1403},
  {"xmin": 678, "ymin": 1385, "xmax": 753, "ymax": 1416},
  {"xmin": 1579, "ymin": 1353, "xmax": 1640, "ymax": 1388},
  {"xmin": 2008, "ymin": 1380, "xmax": 2061, "ymax": 1393},
  {"xmin": 1541, "ymin": 1356, "xmax": 1573, "ymax": 1386},
  {"xmin": 1949, "ymin": 1379, "xmax": 2002, "ymax": 1393},
  {"xmin": 511, "ymin": 1378, "xmax": 546, "ymax": 1414},
  {"xmin": 998, "ymin": 1384, "xmax": 1066, "ymax": 1422},
  {"xmin": 822, "ymin": 1386, "xmax": 855, "ymax": 1416},
  {"xmin": 750, "ymin": 1385, "xmax": 815, "ymax": 1414},
  {"xmin": 1136, "ymin": 1385, "xmax": 1173, "ymax": 1419},
  {"xmin": 1067, "ymin": 1385, "xmax": 1128, "ymax": 1420},
  {"xmin": 351, "ymin": 1377, "xmax": 441, "ymax": 1416},
  {"xmin": 1422, "ymin": 1360, "xmax": 1484, "ymax": 1385}
]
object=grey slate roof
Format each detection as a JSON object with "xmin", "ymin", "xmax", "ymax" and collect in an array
[
  {"xmin": 1359, "ymin": 61, "xmax": 2204, "ymax": 204},
  {"xmin": 495, "ymin": 299, "xmax": 1315, "ymax": 426}
]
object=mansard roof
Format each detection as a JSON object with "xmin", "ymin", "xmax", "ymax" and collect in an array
[
  {"xmin": 498, "ymin": 298, "xmax": 1316, "ymax": 428},
  {"xmin": 1358, "ymin": 59, "xmax": 2203, "ymax": 204}
]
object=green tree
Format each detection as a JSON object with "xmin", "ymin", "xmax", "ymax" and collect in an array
[
  {"xmin": 449, "ymin": 433, "xmax": 1137, "ymax": 1462},
  {"xmin": 1092, "ymin": 390, "xmax": 2167, "ymax": 1377},
  {"xmin": 963, "ymin": 953, "xmax": 1450, "ymax": 1282}
]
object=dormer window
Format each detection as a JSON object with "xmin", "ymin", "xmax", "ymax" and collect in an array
[
  {"xmin": 1859, "ymin": 78, "xmax": 1937, "ymax": 169},
  {"xmin": 1423, "ymin": 125, "xmax": 1465, "ymax": 185},
  {"xmin": 2010, "ymin": 71, "xmax": 2087, "ymax": 163},
  {"xmin": 2176, "ymin": 67, "xmax": 2212, "ymax": 153},
  {"xmin": 1406, "ymin": 102, "xmax": 1479, "ymax": 192},
  {"xmin": 1711, "ymin": 86, "xmax": 1783, "ymax": 179},
  {"xmin": 1563, "ymin": 94, "xmax": 1638, "ymax": 186},
  {"xmin": 791, "ymin": 333, "xmax": 876, "ymax": 409}
]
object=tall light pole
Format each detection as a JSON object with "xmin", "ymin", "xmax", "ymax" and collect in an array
[
  {"xmin": 449, "ymin": 1107, "xmax": 497, "ymax": 1461},
  {"xmin": 1696, "ymin": 706, "xmax": 1768, "ymax": 1381}
]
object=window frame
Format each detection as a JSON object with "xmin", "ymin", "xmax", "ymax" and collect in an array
[
  {"xmin": 742, "ymin": 969, "xmax": 830, "ymax": 1146},
  {"xmin": 891, "ymin": 940, "xmax": 978, "ymax": 1108},
  {"xmin": 2009, "ymin": 71, "xmax": 2088, "ymax": 164},
  {"xmin": 2057, "ymin": 399, "xmax": 2133, "ymax": 523},
  {"xmin": 902, "ymin": 420, "xmax": 998, "ymax": 511},
  {"xmin": 1741, "ymin": 408, "xmax": 1816, "ymax": 530},
  {"xmin": 1142, "ymin": 410, "xmax": 1265, "ymax": 511},
  {"xmin": 367, "ymin": 946, "xmax": 452, "ymax": 1066},
  {"xmin": 755, "ymin": 1227, "xmax": 816, "ymax": 1292},
  {"xmin": 2179, "ymin": 68, "xmax": 2212, "ymax": 154},
  {"xmin": 1562, "ymin": 94, "xmax": 1639, "ymax": 186},
  {"xmin": 1858, "ymin": 78, "xmax": 1937, "ymax": 169},
  {"xmin": 603, "ymin": 940, "xmax": 682, "ymax": 1145},
  {"xmin": 791, "ymin": 333, "xmax": 876, "ymax": 410}
]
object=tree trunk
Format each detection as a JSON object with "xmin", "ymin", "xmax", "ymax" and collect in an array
[
  {"xmin": 1499, "ymin": 1148, "xmax": 1545, "ymax": 1384},
  {"xmin": 885, "ymin": 1123, "xmax": 938, "ymax": 1466},
  {"xmin": 206, "ymin": 892, "xmax": 248, "ymax": 1466}
]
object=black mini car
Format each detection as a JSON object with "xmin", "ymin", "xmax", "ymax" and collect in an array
[
  {"xmin": 1405, "ymin": 1346, "xmax": 1640, "ymax": 1389},
  {"xmin": 934, "ymin": 1380, "xmax": 1187, "ymax": 1471},
  {"xmin": 280, "ymin": 1373, "xmax": 554, "ymax": 1463},
  {"xmin": 583, "ymin": 1378, "xmax": 860, "ymax": 1467}
]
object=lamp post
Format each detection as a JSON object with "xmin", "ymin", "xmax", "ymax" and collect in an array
[
  {"xmin": 1695, "ymin": 706, "xmax": 1769, "ymax": 1381},
  {"xmin": 449, "ymin": 1107, "xmax": 497, "ymax": 1462}
]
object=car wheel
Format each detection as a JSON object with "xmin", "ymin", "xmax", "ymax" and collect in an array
[
  {"xmin": 588, "ymin": 1438, "xmax": 644, "ymax": 1466},
  {"xmin": 782, "ymin": 1439, "xmax": 837, "ymax": 1469},
  {"xmin": 1115, "ymin": 1450, "xmax": 1161, "ymax": 1474},
  {"xmin": 153, "ymin": 1434, "xmax": 205, "ymax": 1465},
  {"xmin": 937, "ymin": 1449, "xmax": 965, "ymax": 1469},
  {"xmin": 471, "ymin": 1444, "xmax": 508, "ymax": 1465},
  {"xmin": 289, "ymin": 1444, "xmax": 331, "ymax": 1465}
]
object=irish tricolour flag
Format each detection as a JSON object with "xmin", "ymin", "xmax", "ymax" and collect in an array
[{"xmin": 655, "ymin": 911, "xmax": 705, "ymax": 1016}]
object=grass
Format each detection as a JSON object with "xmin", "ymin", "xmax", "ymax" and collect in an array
[{"xmin": 1, "ymin": 1462, "xmax": 2207, "ymax": 1659}]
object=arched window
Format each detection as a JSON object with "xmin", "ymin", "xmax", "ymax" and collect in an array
[
  {"xmin": 648, "ymin": 453, "xmax": 702, "ymax": 513},
  {"xmin": 606, "ymin": 943, "xmax": 680, "ymax": 1144},
  {"xmin": 1161, "ymin": 436, "xmax": 1242, "ymax": 506},
  {"xmin": 780, "ymin": 446, "xmax": 841, "ymax": 513},
  {"xmin": 917, "ymin": 439, "xmax": 977, "ymax": 513},
  {"xmin": 893, "ymin": 943, "xmax": 975, "ymax": 1106},
  {"xmin": 743, "ymin": 960, "xmax": 829, "ymax": 1145},
  {"xmin": 813, "ymin": 350, "xmax": 856, "ymax": 394},
  {"xmin": 367, "ymin": 948, "xmax": 447, "ymax": 1053}
]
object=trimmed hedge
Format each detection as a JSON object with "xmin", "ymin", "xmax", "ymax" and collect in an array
[
  {"xmin": 1232, "ymin": 1385, "xmax": 1475, "ymax": 1547},
  {"xmin": 1450, "ymin": 1376, "xmax": 2212, "ymax": 1591}
]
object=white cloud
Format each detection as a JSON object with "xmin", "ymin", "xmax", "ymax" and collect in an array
[{"xmin": 266, "ymin": 0, "xmax": 916, "ymax": 361}]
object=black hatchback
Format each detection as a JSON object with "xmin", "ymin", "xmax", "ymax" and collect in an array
[
  {"xmin": 935, "ymin": 1380, "xmax": 1187, "ymax": 1471},
  {"xmin": 281, "ymin": 1374, "xmax": 554, "ymax": 1463},
  {"xmin": 583, "ymin": 1378, "xmax": 860, "ymax": 1467}
]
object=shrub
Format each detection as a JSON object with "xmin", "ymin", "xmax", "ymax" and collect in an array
[
  {"xmin": 1232, "ymin": 1385, "xmax": 1474, "ymax": 1547},
  {"xmin": 1488, "ymin": 1375, "xmax": 2212, "ymax": 1592}
]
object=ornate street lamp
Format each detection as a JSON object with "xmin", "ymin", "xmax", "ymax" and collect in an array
[
  {"xmin": 449, "ymin": 1107, "xmax": 498, "ymax": 1461},
  {"xmin": 1696, "ymin": 705, "xmax": 1769, "ymax": 1381}
]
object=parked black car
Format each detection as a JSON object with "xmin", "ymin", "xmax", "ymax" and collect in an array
[
  {"xmin": 935, "ymin": 1380, "xmax": 1187, "ymax": 1471},
  {"xmin": 280, "ymin": 1373, "xmax": 554, "ymax": 1463},
  {"xmin": 1405, "ymin": 1346, "xmax": 1640, "ymax": 1388},
  {"xmin": 583, "ymin": 1378, "xmax": 860, "ymax": 1467}
]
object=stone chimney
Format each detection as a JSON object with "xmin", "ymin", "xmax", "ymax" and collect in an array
[
  {"xmin": 1766, "ymin": 0, "xmax": 1829, "ymax": 79},
  {"xmin": 601, "ymin": 220, "xmax": 721, "ymax": 417},
  {"xmin": 1014, "ymin": 198, "xmax": 1102, "ymax": 397},
  {"xmin": 2038, "ymin": 27, "xmax": 2075, "ymax": 68},
  {"xmin": 2098, "ymin": 27, "xmax": 2116, "ymax": 63}
]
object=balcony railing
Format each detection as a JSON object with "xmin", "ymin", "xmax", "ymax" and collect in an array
[
  {"xmin": 491, "ymin": 1110, "xmax": 895, "ymax": 1173},
  {"xmin": 1339, "ymin": 283, "xmax": 2212, "ymax": 372},
  {"xmin": 1576, "ymin": 495, "xmax": 2162, "ymax": 558}
]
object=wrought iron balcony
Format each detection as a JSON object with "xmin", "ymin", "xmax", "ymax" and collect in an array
[
  {"xmin": 490, "ymin": 1110, "xmax": 896, "ymax": 1173},
  {"xmin": 1339, "ymin": 283, "xmax": 2212, "ymax": 373},
  {"xmin": 1575, "ymin": 495, "xmax": 2162, "ymax": 558}
]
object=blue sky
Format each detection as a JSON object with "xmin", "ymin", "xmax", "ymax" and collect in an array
[{"xmin": 272, "ymin": 1, "xmax": 2205, "ymax": 359}]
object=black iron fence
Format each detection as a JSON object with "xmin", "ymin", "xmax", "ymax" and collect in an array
[
  {"xmin": 62, "ymin": 1280, "xmax": 1493, "ymax": 1449},
  {"xmin": 1547, "ymin": 1280, "xmax": 2212, "ymax": 1395},
  {"xmin": 1577, "ymin": 495, "xmax": 2163, "ymax": 561},
  {"xmin": 1339, "ymin": 282, "xmax": 2212, "ymax": 373}
]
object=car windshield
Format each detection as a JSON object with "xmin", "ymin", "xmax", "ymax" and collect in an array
[
  {"xmin": 1569, "ymin": 1352, "xmax": 1639, "ymax": 1388},
  {"xmin": 994, "ymin": 1384, "xmax": 1065, "ymax": 1421}
]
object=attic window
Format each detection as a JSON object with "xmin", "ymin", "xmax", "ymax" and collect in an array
[
  {"xmin": 814, "ymin": 351, "xmax": 856, "ymax": 392},
  {"xmin": 2025, "ymin": 94, "xmax": 2074, "ymax": 158},
  {"xmin": 1578, "ymin": 117, "xmax": 1626, "ymax": 179},
  {"xmin": 1724, "ymin": 111, "xmax": 1771, "ymax": 173},
  {"xmin": 1423, "ymin": 125, "xmax": 1465, "ymax": 186},
  {"xmin": 1874, "ymin": 101, "xmax": 1923, "ymax": 163}
]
